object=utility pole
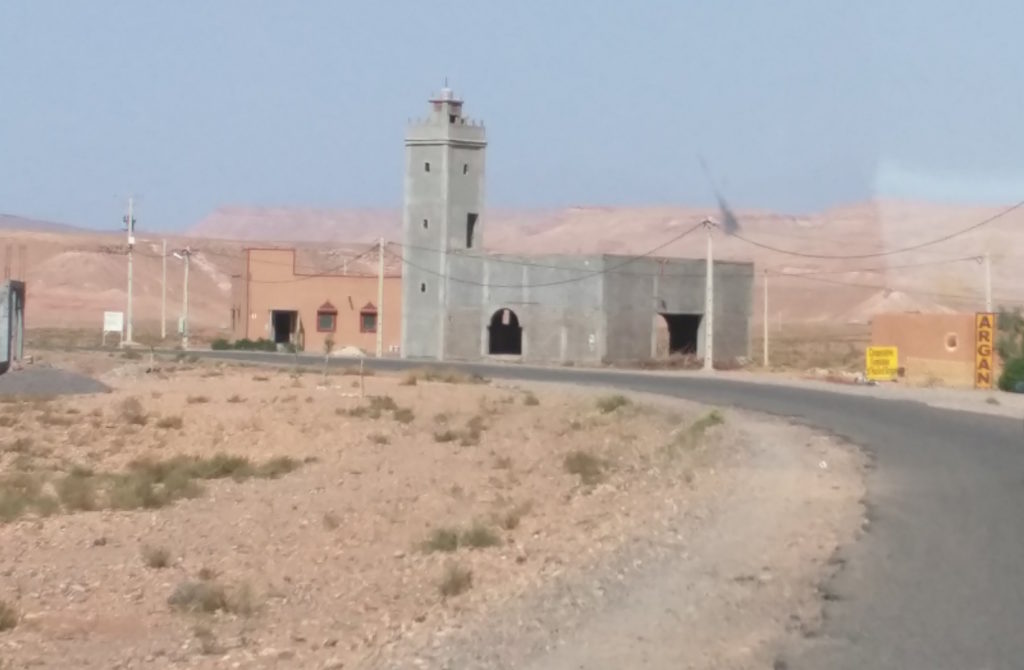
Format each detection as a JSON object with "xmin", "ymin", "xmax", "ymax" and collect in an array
[
  {"xmin": 702, "ymin": 219, "xmax": 715, "ymax": 372},
  {"xmin": 376, "ymin": 237, "xmax": 385, "ymax": 357},
  {"xmin": 123, "ymin": 196, "xmax": 136, "ymax": 345},
  {"xmin": 983, "ymin": 252, "xmax": 992, "ymax": 313},
  {"xmin": 174, "ymin": 247, "xmax": 192, "ymax": 350},
  {"xmin": 763, "ymin": 269, "xmax": 769, "ymax": 368},
  {"xmin": 161, "ymin": 239, "xmax": 167, "ymax": 340}
]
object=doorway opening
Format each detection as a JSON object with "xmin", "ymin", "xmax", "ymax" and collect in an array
[
  {"xmin": 488, "ymin": 308, "xmax": 522, "ymax": 355},
  {"xmin": 271, "ymin": 310, "xmax": 298, "ymax": 345},
  {"xmin": 658, "ymin": 313, "xmax": 702, "ymax": 356}
]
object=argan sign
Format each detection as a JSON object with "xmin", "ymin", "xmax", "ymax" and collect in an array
[{"xmin": 974, "ymin": 312, "xmax": 996, "ymax": 389}]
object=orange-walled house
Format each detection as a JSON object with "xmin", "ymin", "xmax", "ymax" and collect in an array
[{"xmin": 230, "ymin": 248, "xmax": 402, "ymax": 355}]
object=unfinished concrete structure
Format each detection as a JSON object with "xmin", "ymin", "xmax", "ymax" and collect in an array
[
  {"xmin": 400, "ymin": 88, "xmax": 754, "ymax": 364},
  {"xmin": 0, "ymin": 280, "xmax": 25, "ymax": 374}
]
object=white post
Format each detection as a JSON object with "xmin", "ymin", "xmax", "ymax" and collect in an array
[
  {"xmin": 161, "ymin": 238, "xmax": 167, "ymax": 340},
  {"xmin": 984, "ymin": 252, "xmax": 992, "ymax": 313},
  {"xmin": 124, "ymin": 196, "xmax": 135, "ymax": 344},
  {"xmin": 376, "ymin": 237, "xmax": 385, "ymax": 357},
  {"xmin": 181, "ymin": 249, "xmax": 191, "ymax": 350},
  {"xmin": 763, "ymin": 269, "xmax": 769, "ymax": 368},
  {"xmin": 703, "ymin": 220, "xmax": 714, "ymax": 371}
]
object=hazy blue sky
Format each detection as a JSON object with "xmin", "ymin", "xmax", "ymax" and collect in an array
[{"xmin": 1, "ymin": 1, "xmax": 1022, "ymax": 231}]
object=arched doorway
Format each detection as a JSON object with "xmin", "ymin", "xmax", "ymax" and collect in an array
[{"xmin": 488, "ymin": 308, "xmax": 522, "ymax": 355}]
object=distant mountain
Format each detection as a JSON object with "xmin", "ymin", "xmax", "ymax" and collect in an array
[{"xmin": 0, "ymin": 214, "xmax": 88, "ymax": 234}]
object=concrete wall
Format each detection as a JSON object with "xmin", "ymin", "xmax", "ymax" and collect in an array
[
  {"xmin": 602, "ymin": 257, "xmax": 753, "ymax": 363},
  {"xmin": 240, "ymin": 249, "xmax": 401, "ymax": 354},
  {"xmin": 871, "ymin": 312, "xmax": 978, "ymax": 387}
]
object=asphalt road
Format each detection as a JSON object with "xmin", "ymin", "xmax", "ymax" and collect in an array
[{"xmin": 201, "ymin": 351, "xmax": 1024, "ymax": 669}]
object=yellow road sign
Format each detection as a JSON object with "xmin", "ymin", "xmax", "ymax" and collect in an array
[
  {"xmin": 975, "ymin": 312, "xmax": 995, "ymax": 389},
  {"xmin": 866, "ymin": 346, "xmax": 898, "ymax": 381}
]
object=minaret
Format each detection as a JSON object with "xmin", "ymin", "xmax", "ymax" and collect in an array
[{"xmin": 400, "ymin": 86, "xmax": 487, "ymax": 359}]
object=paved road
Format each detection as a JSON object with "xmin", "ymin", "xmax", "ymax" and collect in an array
[
  {"xmin": 0, "ymin": 366, "xmax": 109, "ymax": 397},
  {"xmin": 203, "ymin": 351, "xmax": 1024, "ymax": 669}
]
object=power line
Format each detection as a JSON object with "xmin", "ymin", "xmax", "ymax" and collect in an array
[
  {"xmin": 386, "ymin": 221, "xmax": 706, "ymax": 288},
  {"xmin": 729, "ymin": 200, "xmax": 1024, "ymax": 260}
]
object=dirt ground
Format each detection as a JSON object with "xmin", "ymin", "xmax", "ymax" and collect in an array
[{"xmin": 0, "ymin": 355, "xmax": 865, "ymax": 669}]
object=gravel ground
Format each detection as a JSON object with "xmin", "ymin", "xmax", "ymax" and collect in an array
[{"xmin": 0, "ymin": 366, "xmax": 109, "ymax": 398}]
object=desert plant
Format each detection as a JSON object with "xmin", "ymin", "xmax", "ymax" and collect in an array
[
  {"xmin": 596, "ymin": 394, "xmax": 630, "ymax": 414},
  {"xmin": 493, "ymin": 455, "xmax": 513, "ymax": 470},
  {"xmin": 252, "ymin": 375, "xmax": 270, "ymax": 382},
  {"xmin": 0, "ymin": 600, "xmax": 18, "ymax": 631},
  {"xmin": 210, "ymin": 338, "xmax": 231, "ymax": 350},
  {"xmin": 523, "ymin": 392, "xmax": 540, "ymax": 406},
  {"xmin": 996, "ymin": 307, "xmax": 1024, "ymax": 361},
  {"xmin": 142, "ymin": 545, "xmax": 172, "ymax": 569},
  {"xmin": 5, "ymin": 437, "xmax": 32, "ymax": 453},
  {"xmin": 57, "ymin": 471, "xmax": 98, "ymax": 511},
  {"xmin": 168, "ymin": 580, "xmax": 228, "ymax": 613},
  {"xmin": 438, "ymin": 563, "xmax": 473, "ymax": 598},
  {"xmin": 498, "ymin": 502, "xmax": 532, "ymax": 531},
  {"xmin": 119, "ymin": 397, "xmax": 148, "ymax": 425},
  {"xmin": 156, "ymin": 415, "xmax": 184, "ymax": 430},
  {"xmin": 433, "ymin": 429, "xmax": 459, "ymax": 443},
  {"xmin": 998, "ymin": 357, "xmax": 1024, "ymax": 393},
  {"xmin": 564, "ymin": 450, "xmax": 605, "ymax": 485},
  {"xmin": 422, "ymin": 527, "xmax": 460, "ymax": 553},
  {"xmin": 393, "ymin": 407, "xmax": 415, "ymax": 424},
  {"xmin": 460, "ymin": 522, "xmax": 501, "ymax": 549},
  {"xmin": 254, "ymin": 456, "xmax": 300, "ymax": 479},
  {"xmin": 226, "ymin": 394, "xmax": 245, "ymax": 404},
  {"xmin": 399, "ymin": 372, "xmax": 418, "ymax": 386},
  {"xmin": 322, "ymin": 511, "xmax": 341, "ymax": 530},
  {"xmin": 369, "ymin": 433, "xmax": 390, "ymax": 445},
  {"xmin": 186, "ymin": 395, "xmax": 210, "ymax": 405}
]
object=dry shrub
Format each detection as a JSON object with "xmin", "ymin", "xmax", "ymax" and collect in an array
[
  {"xmin": 341, "ymin": 367, "xmax": 375, "ymax": 377},
  {"xmin": 0, "ymin": 472, "xmax": 56, "ymax": 522},
  {"xmin": 493, "ymin": 455, "xmax": 513, "ymax": 470},
  {"xmin": 460, "ymin": 522, "xmax": 501, "ymax": 549},
  {"xmin": 433, "ymin": 429, "xmax": 459, "ymax": 444},
  {"xmin": 439, "ymin": 563, "xmax": 473, "ymax": 598},
  {"xmin": 422, "ymin": 527, "xmax": 460, "ymax": 553},
  {"xmin": 393, "ymin": 407, "xmax": 415, "ymax": 424},
  {"xmin": 0, "ymin": 600, "xmax": 17, "ymax": 631},
  {"xmin": 399, "ymin": 373, "xmax": 418, "ymax": 386},
  {"xmin": 0, "ymin": 415, "xmax": 16, "ymax": 428},
  {"xmin": 227, "ymin": 394, "xmax": 245, "ymax": 404},
  {"xmin": 252, "ymin": 375, "xmax": 270, "ymax": 382},
  {"xmin": 564, "ymin": 450, "xmax": 606, "ymax": 485},
  {"xmin": 168, "ymin": 580, "xmax": 228, "ymax": 613},
  {"xmin": 498, "ymin": 501, "xmax": 532, "ymax": 531},
  {"xmin": 119, "ymin": 397, "xmax": 148, "ymax": 425},
  {"xmin": 186, "ymin": 395, "xmax": 210, "ymax": 405},
  {"xmin": 369, "ymin": 433, "xmax": 390, "ymax": 445},
  {"xmin": 4, "ymin": 437, "xmax": 32, "ymax": 453},
  {"xmin": 405, "ymin": 368, "xmax": 488, "ymax": 385},
  {"xmin": 156, "ymin": 415, "xmax": 184, "ymax": 430},
  {"xmin": 57, "ymin": 471, "xmax": 98, "ymax": 511},
  {"xmin": 37, "ymin": 411, "xmax": 74, "ymax": 427},
  {"xmin": 322, "ymin": 511, "xmax": 341, "ymax": 530},
  {"xmin": 523, "ymin": 392, "xmax": 540, "ymax": 406},
  {"xmin": 142, "ymin": 545, "xmax": 172, "ymax": 569},
  {"xmin": 596, "ymin": 394, "xmax": 630, "ymax": 414}
]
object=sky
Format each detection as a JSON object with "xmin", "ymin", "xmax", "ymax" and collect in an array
[{"xmin": 1, "ymin": 0, "xmax": 1022, "ymax": 232}]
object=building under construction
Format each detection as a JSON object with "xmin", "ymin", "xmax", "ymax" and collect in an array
[{"xmin": 399, "ymin": 88, "xmax": 754, "ymax": 364}]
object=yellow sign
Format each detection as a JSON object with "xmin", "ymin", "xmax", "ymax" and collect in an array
[
  {"xmin": 866, "ymin": 346, "xmax": 899, "ymax": 381},
  {"xmin": 975, "ymin": 312, "xmax": 995, "ymax": 389}
]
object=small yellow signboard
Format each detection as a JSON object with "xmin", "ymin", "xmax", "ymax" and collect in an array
[
  {"xmin": 975, "ymin": 312, "xmax": 996, "ymax": 389},
  {"xmin": 866, "ymin": 346, "xmax": 899, "ymax": 381}
]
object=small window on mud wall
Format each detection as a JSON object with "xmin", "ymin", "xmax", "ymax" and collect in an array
[
  {"xmin": 316, "ymin": 302, "xmax": 337, "ymax": 333},
  {"xmin": 360, "ymin": 303, "xmax": 378, "ymax": 333}
]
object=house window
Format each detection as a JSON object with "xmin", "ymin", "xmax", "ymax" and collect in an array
[
  {"xmin": 316, "ymin": 301, "xmax": 337, "ymax": 332},
  {"xmin": 424, "ymin": 161, "xmax": 431, "ymax": 172},
  {"xmin": 359, "ymin": 302, "xmax": 378, "ymax": 333},
  {"xmin": 462, "ymin": 163, "xmax": 468, "ymax": 175},
  {"xmin": 422, "ymin": 218, "xmax": 429, "ymax": 229}
]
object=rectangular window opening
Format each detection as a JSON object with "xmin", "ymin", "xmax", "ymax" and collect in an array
[
  {"xmin": 360, "ymin": 311, "xmax": 378, "ymax": 333},
  {"xmin": 316, "ymin": 311, "xmax": 337, "ymax": 333},
  {"xmin": 424, "ymin": 161, "xmax": 431, "ymax": 172},
  {"xmin": 466, "ymin": 212, "xmax": 478, "ymax": 249}
]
